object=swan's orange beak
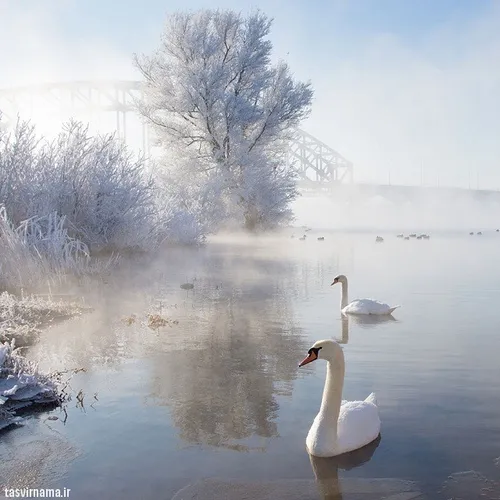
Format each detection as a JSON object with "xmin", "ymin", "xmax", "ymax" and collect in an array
[{"xmin": 299, "ymin": 351, "xmax": 317, "ymax": 367}]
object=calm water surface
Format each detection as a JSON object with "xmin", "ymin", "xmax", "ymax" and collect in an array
[{"xmin": 1, "ymin": 230, "xmax": 500, "ymax": 499}]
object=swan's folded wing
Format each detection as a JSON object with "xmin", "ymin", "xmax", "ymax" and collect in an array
[
  {"xmin": 343, "ymin": 298, "xmax": 394, "ymax": 315},
  {"xmin": 337, "ymin": 400, "xmax": 381, "ymax": 454}
]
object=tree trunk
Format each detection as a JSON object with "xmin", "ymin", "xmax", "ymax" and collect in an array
[{"xmin": 243, "ymin": 205, "xmax": 260, "ymax": 231}]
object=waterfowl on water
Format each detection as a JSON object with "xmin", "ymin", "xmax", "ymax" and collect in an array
[
  {"xmin": 331, "ymin": 275, "xmax": 400, "ymax": 316},
  {"xmin": 299, "ymin": 340, "xmax": 381, "ymax": 457}
]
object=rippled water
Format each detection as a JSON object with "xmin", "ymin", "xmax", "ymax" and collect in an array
[{"xmin": 1, "ymin": 230, "xmax": 500, "ymax": 499}]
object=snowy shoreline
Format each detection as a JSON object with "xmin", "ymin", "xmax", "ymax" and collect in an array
[{"xmin": 0, "ymin": 292, "xmax": 90, "ymax": 432}]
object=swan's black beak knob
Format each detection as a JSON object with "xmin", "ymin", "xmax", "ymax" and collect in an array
[{"xmin": 299, "ymin": 348, "xmax": 320, "ymax": 367}]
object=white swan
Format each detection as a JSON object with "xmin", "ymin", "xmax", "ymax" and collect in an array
[
  {"xmin": 331, "ymin": 274, "xmax": 399, "ymax": 315},
  {"xmin": 299, "ymin": 339, "xmax": 380, "ymax": 457}
]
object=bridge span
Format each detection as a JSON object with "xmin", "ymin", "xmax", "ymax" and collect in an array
[{"xmin": 298, "ymin": 182, "xmax": 500, "ymax": 203}]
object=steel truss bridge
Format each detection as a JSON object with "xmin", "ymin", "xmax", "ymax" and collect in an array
[
  {"xmin": 0, "ymin": 80, "xmax": 353, "ymax": 189},
  {"xmin": 0, "ymin": 80, "xmax": 151, "ymax": 154}
]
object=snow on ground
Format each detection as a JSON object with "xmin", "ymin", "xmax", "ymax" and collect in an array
[
  {"xmin": 0, "ymin": 340, "xmax": 59, "ymax": 430},
  {"xmin": 0, "ymin": 292, "xmax": 91, "ymax": 431}
]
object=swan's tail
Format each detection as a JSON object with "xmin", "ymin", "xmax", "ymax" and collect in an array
[
  {"xmin": 388, "ymin": 305, "xmax": 401, "ymax": 314},
  {"xmin": 365, "ymin": 392, "xmax": 378, "ymax": 405}
]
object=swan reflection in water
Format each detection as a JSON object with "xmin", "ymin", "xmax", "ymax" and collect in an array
[
  {"xmin": 335, "ymin": 317, "xmax": 350, "ymax": 344},
  {"xmin": 309, "ymin": 434, "xmax": 381, "ymax": 500},
  {"xmin": 334, "ymin": 313, "xmax": 398, "ymax": 345},
  {"xmin": 346, "ymin": 313, "xmax": 398, "ymax": 328}
]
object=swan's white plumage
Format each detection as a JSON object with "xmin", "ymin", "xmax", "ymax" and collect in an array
[
  {"xmin": 342, "ymin": 298, "xmax": 400, "ymax": 316},
  {"xmin": 306, "ymin": 392, "xmax": 381, "ymax": 457},
  {"xmin": 302, "ymin": 340, "xmax": 381, "ymax": 458},
  {"xmin": 332, "ymin": 274, "xmax": 399, "ymax": 316}
]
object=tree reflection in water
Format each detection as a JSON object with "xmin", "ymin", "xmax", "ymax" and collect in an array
[{"xmin": 148, "ymin": 247, "xmax": 309, "ymax": 450}]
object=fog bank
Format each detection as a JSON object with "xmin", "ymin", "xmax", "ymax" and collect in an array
[{"xmin": 292, "ymin": 187, "xmax": 500, "ymax": 232}]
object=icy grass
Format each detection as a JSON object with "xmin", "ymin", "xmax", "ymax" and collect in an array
[
  {"xmin": 0, "ymin": 290, "xmax": 88, "ymax": 344},
  {"xmin": 0, "ymin": 206, "xmax": 95, "ymax": 291}
]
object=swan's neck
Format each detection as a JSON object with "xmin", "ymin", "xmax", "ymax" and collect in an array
[
  {"xmin": 319, "ymin": 354, "xmax": 345, "ymax": 428},
  {"xmin": 340, "ymin": 280, "xmax": 348, "ymax": 309}
]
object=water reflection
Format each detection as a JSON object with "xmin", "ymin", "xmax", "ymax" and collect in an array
[
  {"xmin": 309, "ymin": 435, "xmax": 381, "ymax": 499},
  {"xmin": 29, "ymin": 237, "xmax": 335, "ymax": 372},
  {"xmin": 147, "ymin": 247, "xmax": 310, "ymax": 450},
  {"xmin": 345, "ymin": 313, "xmax": 397, "ymax": 328},
  {"xmin": 148, "ymin": 299, "xmax": 305, "ymax": 448},
  {"xmin": 331, "ymin": 313, "xmax": 398, "ymax": 346},
  {"xmin": 334, "ymin": 317, "xmax": 349, "ymax": 344},
  {"xmin": 25, "ymin": 241, "xmax": 311, "ymax": 454},
  {"xmin": 29, "ymin": 307, "xmax": 135, "ymax": 371}
]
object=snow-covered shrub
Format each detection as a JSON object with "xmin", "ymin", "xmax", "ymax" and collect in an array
[
  {"xmin": 0, "ymin": 206, "xmax": 92, "ymax": 291},
  {"xmin": 0, "ymin": 119, "xmax": 167, "ymax": 252},
  {"xmin": 150, "ymin": 164, "xmax": 215, "ymax": 244},
  {"xmin": 35, "ymin": 121, "xmax": 158, "ymax": 252},
  {"xmin": 0, "ymin": 113, "xmax": 206, "ymax": 266},
  {"xmin": 163, "ymin": 206, "xmax": 206, "ymax": 245},
  {"xmin": 0, "ymin": 118, "xmax": 40, "ymax": 224}
]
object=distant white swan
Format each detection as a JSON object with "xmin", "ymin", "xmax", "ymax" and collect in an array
[
  {"xmin": 331, "ymin": 274, "xmax": 400, "ymax": 315},
  {"xmin": 299, "ymin": 339, "xmax": 381, "ymax": 457}
]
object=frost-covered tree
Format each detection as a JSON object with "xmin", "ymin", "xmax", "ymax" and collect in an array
[{"xmin": 134, "ymin": 9, "xmax": 313, "ymax": 230}]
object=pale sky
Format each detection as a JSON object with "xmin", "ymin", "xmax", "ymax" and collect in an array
[{"xmin": 0, "ymin": 0, "xmax": 499, "ymax": 189}]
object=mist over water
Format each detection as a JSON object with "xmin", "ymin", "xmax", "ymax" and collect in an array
[
  {"xmin": 292, "ymin": 189, "xmax": 500, "ymax": 232},
  {"xmin": 1, "ymin": 232, "xmax": 499, "ymax": 498}
]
